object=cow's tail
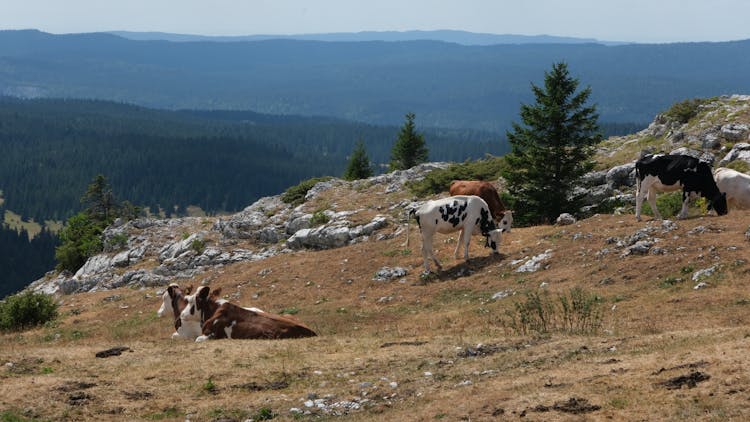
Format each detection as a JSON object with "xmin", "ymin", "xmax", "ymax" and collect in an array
[
  {"xmin": 404, "ymin": 208, "xmax": 417, "ymax": 247},
  {"xmin": 634, "ymin": 163, "xmax": 642, "ymax": 197}
]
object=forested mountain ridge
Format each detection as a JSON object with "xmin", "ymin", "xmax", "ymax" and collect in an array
[
  {"xmin": 0, "ymin": 97, "xmax": 507, "ymax": 223},
  {"xmin": 1, "ymin": 30, "xmax": 747, "ymax": 131}
]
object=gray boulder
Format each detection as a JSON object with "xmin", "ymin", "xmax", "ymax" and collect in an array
[
  {"xmin": 721, "ymin": 123, "xmax": 749, "ymax": 141},
  {"xmin": 606, "ymin": 162, "xmax": 636, "ymax": 188},
  {"xmin": 718, "ymin": 143, "xmax": 750, "ymax": 166}
]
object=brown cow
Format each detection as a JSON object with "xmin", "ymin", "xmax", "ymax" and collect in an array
[
  {"xmin": 184, "ymin": 286, "xmax": 317, "ymax": 342},
  {"xmin": 449, "ymin": 180, "xmax": 506, "ymax": 221}
]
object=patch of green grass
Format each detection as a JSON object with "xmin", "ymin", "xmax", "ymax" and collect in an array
[
  {"xmin": 0, "ymin": 409, "xmax": 49, "ymax": 422},
  {"xmin": 206, "ymin": 407, "xmax": 252, "ymax": 420},
  {"xmin": 382, "ymin": 248, "xmax": 411, "ymax": 257},
  {"xmin": 503, "ymin": 287, "xmax": 604, "ymax": 335},
  {"xmin": 252, "ymin": 407, "xmax": 277, "ymax": 421},
  {"xmin": 609, "ymin": 398, "xmax": 628, "ymax": 410},
  {"xmin": 202, "ymin": 377, "xmax": 217, "ymax": 394},
  {"xmin": 143, "ymin": 407, "xmax": 181, "ymax": 421},
  {"xmin": 279, "ymin": 307, "xmax": 299, "ymax": 315},
  {"xmin": 726, "ymin": 160, "xmax": 750, "ymax": 173},
  {"xmin": 110, "ymin": 314, "xmax": 158, "ymax": 340},
  {"xmin": 659, "ymin": 276, "xmax": 685, "ymax": 289}
]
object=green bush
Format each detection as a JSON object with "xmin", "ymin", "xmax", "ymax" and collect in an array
[
  {"xmin": 281, "ymin": 176, "xmax": 333, "ymax": 206},
  {"xmin": 406, "ymin": 156, "xmax": 506, "ymax": 197},
  {"xmin": 310, "ymin": 210, "xmax": 330, "ymax": 226},
  {"xmin": 190, "ymin": 238, "xmax": 206, "ymax": 254},
  {"xmin": 0, "ymin": 291, "xmax": 58, "ymax": 332},
  {"xmin": 663, "ymin": 98, "xmax": 709, "ymax": 124}
]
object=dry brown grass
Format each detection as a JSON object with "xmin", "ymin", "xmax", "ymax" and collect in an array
[{"xmin": 3, "ymin": 207, "xmax": 750, "ymax": 421}]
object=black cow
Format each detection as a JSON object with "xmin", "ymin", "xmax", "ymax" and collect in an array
[{"xmin": 634, "ymin": 154, "xmax": 727, "ymax": 221}]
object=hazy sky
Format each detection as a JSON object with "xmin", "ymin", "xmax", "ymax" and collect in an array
[{"xmin": 3, "ymin": 0, "xmax": 750, "ymax": 43}]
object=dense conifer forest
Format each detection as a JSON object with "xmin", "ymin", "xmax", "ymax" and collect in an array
[{"xmin": 0, "ymin": 223, "xmax": 57, "ymax": 298}]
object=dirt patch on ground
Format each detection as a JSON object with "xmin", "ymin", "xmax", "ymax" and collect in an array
[{"xmin": 658, "ymin": 371, "xmax": 712, "ymax": 390}]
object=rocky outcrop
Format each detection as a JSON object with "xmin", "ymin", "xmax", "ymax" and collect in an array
[{"xmin": 30, "ymin": 164, "xmax": 445, "ymax": 295}]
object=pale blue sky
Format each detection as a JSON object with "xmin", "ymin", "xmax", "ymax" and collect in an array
[{"xmin": 2, "ymin": 0, "xmax": 749, "ymax": 43}]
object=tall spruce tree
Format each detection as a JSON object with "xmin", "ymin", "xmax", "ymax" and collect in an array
[
  {"xmin": 343, "ymin": 139, "xmax": 374, "ymax": 181},
  {"xmin": 502, "ymin": 62, "xmax": 602, "ymax": 225},
  {"xmin": 389, "ymin": 112, "xmax": 428, "ymax": 171}
]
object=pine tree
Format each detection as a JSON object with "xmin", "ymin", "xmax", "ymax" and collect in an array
[
  {"xmin": 343, "ymin": 139, "xmax": 374, "ymax": 181},
  {"xmin": 81, "ymin": 174, "xmax": 117, "ymax": 225},
  {"xmin": 501, "ymin": 62, "xmax": 602, "ymax": 225},
  {"xmin": 389, "ymin": 112, "xmax": 428, "ymax": 171}
]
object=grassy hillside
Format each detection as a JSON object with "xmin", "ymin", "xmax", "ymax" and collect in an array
[{"xmin": 2, "ymin": 174, "xmax": 749, "ymax": 420}]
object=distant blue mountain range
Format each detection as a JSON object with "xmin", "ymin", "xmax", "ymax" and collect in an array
[
  {"xmin": 1, "ymin": 30, "xmax": 748, "ymax": 131},
  {"xmin": 108, "ymin": 29, "xmax": 627, "ymax": 46}
]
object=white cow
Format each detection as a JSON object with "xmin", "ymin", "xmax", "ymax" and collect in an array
[
  {"xmin": 156, "ymin": 283, "xmax": 202, "ymax": 340},
  {"xmin": 714, "ymin": 167, "xmax": 750, "ymax": 209},
  {"xmin": 409, "ymin": 195, "xmax": 511, "ymax": 273}
]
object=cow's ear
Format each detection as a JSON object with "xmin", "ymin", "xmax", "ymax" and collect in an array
[
  {"xmin": 198, "ymin": 286, "xmax": 211, "ymax": 300},
  {"xmin": 210, "ymin": 288, "xmax": 222, "ymax": 299},
  {"xmin": 167, "ymin": 285, "xmax": 175, "ymax": 296}
]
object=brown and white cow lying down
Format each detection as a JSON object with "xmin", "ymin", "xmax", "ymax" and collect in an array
[
  {"xmin": 409, "ymin": 195, "xmax": 512, "ymax": 273},
  {"xmin": 714, "ymin": 167, "xmax": 750, "ymax": 209},
  {"xmin": 449, "ymin": 180, "xmax": 507, "ymax": 222},
  {"xmin": 157, "ymin": 283, "xmax": 198, "ymax": 339},
  {"xmin": 179, "ymin": 286, "xmax": 317, "ymax": 342}
]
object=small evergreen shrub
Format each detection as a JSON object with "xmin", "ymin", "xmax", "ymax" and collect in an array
[
  {"xmin": 310, "ymin": 210, "xmax": 330, "ymax": 226},
  {"xmin": 0, "ymin": 291, "xmax": 58, "ymax": 331},
  {"xmin": 407, "ymin": 157, "xmax": 506, "ymax": 197},
  {"xmin": 663, "ymin": 98, "xmax": 709, "ymax": 124},
  {"xmin": 190, "ymin": 238, "xmax": 206, "ymax": 254},
  {"xmin": 281, "ymin": 176, "xmax": 333, "ymax": 206}
]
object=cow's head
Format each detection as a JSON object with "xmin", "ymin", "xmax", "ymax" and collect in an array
[
  {"xmin": 179, "ymin": 285, "xmax": 223, "ymax": 326},
  {"xmin": 710, "ymin": 192, "xmax": 728, "ymax": 216},
  {"xmin": 485, "ymin": 229, "xmax": 504, "ymax": 254},
  {"xmin": 498, "ymin": 210, "xmax": 513, "ymax": 233},
  {"xmin": 157, "ymin": 283, "xmax": 192, "ymax": 318}
]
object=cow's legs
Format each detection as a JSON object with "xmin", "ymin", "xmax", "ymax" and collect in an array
[
  {"xmin": 459, "ymin": 226, "xmax": 473, "ymax": 260},
  {"xmin": 677, "ymin": 191, "xmax": 691, "ymax": 219},
  {"xmin": 635, "ymin": 179, "xmax": 646, "ymax": 221},
  {"xmin": 646, "ymin": 189, "xmax": 663, "ymax": 220},
  {"xmin": 421, "ymin": 233, "xmax": 441, "ymax": 272},
  {"xmin": 454, "ymin": 228, "xmax": 466, "ymax": 258}
]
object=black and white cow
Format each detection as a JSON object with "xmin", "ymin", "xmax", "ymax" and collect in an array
[
  {"xmin": 409, "ymin": 195, "xmax": 511, "ymax": 273},
  {"xmin": 635, "ymin": 154, "xmax": 728, "ymax": 221}
]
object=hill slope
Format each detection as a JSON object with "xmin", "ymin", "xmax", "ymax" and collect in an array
[
  {"xmin": 5, "ymin": 167, "xmax": 750, "ymax": 421},
  {"xmin": 3, "ymin": 95, "xmax": 750, "ymax": 421}
]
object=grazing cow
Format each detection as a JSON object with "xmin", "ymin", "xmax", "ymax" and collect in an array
[
  {"xmin": 157, "ymin": 283, "xmax": 197, "ymax": 339},
  {"xmin": 409, "ymin": 195, "xmax": 511, "ymax": 273},
  {"xmin": 635, "ymin": 154, "xmax": 728, "ymax": 221},
  {"xmin": 714, "ymin": 167, "xmax": 750, "ymax": 209},
  {"xmin": 449, "ymin": 180, "xmax": 507, "ymax": 222},
  {"xmin": 180, "ymin": 286, "xmax": 316, "ymax": 342}
]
